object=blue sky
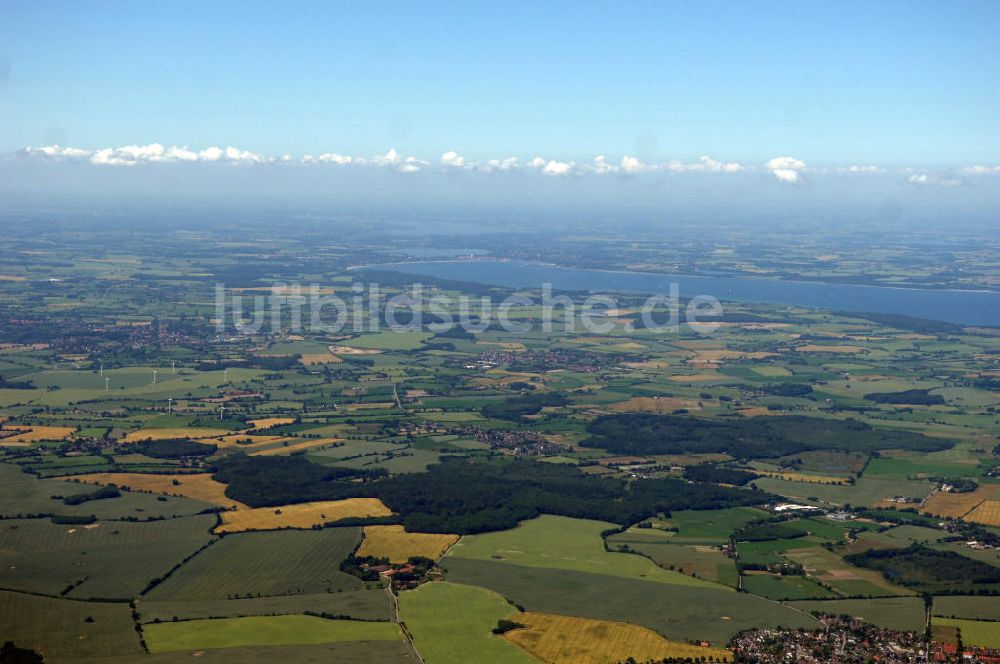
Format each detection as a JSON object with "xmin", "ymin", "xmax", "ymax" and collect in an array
[{"xmin": 2, "ymin": 0, "xmax": 998, "ymax": 166}]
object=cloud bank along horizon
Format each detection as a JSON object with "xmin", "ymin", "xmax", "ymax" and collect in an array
[{"xmin": 12, "ymin": 143, "xmax": 1000, "ymax": 191}]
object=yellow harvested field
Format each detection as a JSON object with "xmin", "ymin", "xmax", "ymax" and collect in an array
[
  {"xmin": 736, "ymin": 407, "xmax": 775, "ymax": 417},
  {"xmin": 606, "ymin": 342, "xmax": 647, "ymax": 351},
  {"xmin": 0, "ymin": 425, "xmax": 75, "ymax": 445},
  {"xmin": 247, "ymin": 417, "xmax": 296, "ymax": 430},
  {"xmin": 921, "ymin": 485, "xmax": 999, "ymax": 519},
  {"xmin": 122, "ymin": 428, "xmax": 231, "ymax": 442},
  {"xmin": 687, "ymin": 350, "xmax": 776, "ymax": 366},
  {"xmin": 966, "ymin": 500, "xmax": 1000, "ymax": 527},
  {"xmin": 504, "ymin": 612, "xmax": 733, "ymax": 664},
  {"xmin": 210, "ymin": 434, "xmax": 294, "ymax": 449},
  {"xmin": 714, "ymin": 322, "xmax": 791, "ymax": 330},
  {"xmin": 356, "ymin": 525, "xmax": 459, "ymax": 563},
  {"xmin": 215, "ymin": 498, "xmax": 393, "ymax": 533},
  {"xmin": 759, "ymin": 471, "xmax": 847, "ymax": 485},
  {"xmin": 795, "ymin": 344, "xmax": 864, "ymax": 354},
  {"xmin": 299, "ymin": 353, "xmax": 343, "ymax": 365},
  {"xmin": 60, "ymin": 472, "xmax": 245, "ymax": 509},
  {"xmin": 475, "ymin": 341, "xmax": 528, "ymax": 351},
  {"xmin": 250, "ymin": 438, "xmax": 342, "ymax": 456},
  {"xmin": 873, "ymin": 498, "xmax": 920, "ymax": 510},
  {"xmin": 622, "ymin": 360, "xmax": 671, "ymax": 369},
  {"xmin": 0, "ymin": 343, "xmax": 49, "ymax": 352},
  {"xmin": 346, "ymin": 402, "xmax": 396, "ymax": 411},
  {"xmin": 608, "ymin": 396, "xmax": 703, "ymax": 413},
  {"xmin": 329, "ymin": 345, "xmax": 381, "ymax": 355}
]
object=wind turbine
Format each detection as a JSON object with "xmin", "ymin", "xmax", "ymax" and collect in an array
[
  {"xmin": 99, "ymin": 360, "xmax": 103, "ymax": 377},
  {"xmin": 224, "ymin": 368, "xmax": 229, "ymax": 383},
  {"xmin": 152, "ymin": 370, "xmax": 158, "ymax": 384},
  {"xmin": 167, "ymin": 398, "xmax": 173, "ymax": 414},
  {"xmin": 172, "ymin": 361, "xmax": 177, "ymax": 374},
  {"xmin": 104, "ymin": 377, "xmax": 110, "ymax": 393},
  {"xmin": 219, "ymin": 404, "xmax": 226, "ymax": 420}
]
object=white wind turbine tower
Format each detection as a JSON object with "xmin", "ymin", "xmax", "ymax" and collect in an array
[
  {"xmin": 152, "ymin": 370, "xmax": 158, "ymax": 384},
  {"xmin": 104, "ymin": 377, "xmax": 110, "ymax": 393},
  {"xmin": 224, "ymin": 368, "xmax": 229, "ymax": 383},
  {"xmin": 219, "ymin": 404, "xmax": 226, "ymax": 420},
  {"xmin": 167, "ymin": 398, "xmax": 173, "ymax": 414}
]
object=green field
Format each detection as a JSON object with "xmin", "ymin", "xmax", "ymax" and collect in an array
[
  {"xmin": 786, "ymin": 597, "xmax": 927, "ymax": 631},
  {"xmin": 145, "ymin": 528, "xmax": 362, "ymax": 600},
  {"xmin": 442, "ymin": 557, "xmax": 819, "ymax": 646},
  {"xmin": 784, "ymin": 546, "xmax": 914, "ymax": 597},
  {"xmin": 3, "ymin": 219, "xmax": 1000, "ymax": 660},
  {"xmin": 607, "ymin": 535, "xmax": 740, "ymax": 586},
  {"xmin": 0, "ymin": 463, "xmax": 216, "ymax": 519},
  {"xmin": 934, "ymin": 596, "xmax": 1000, "ymax": 621},
  {"xmin": 932, "ymin": 618, "xmax": 1000, "ymax": 648},
  {"xmin": 0, "ymin": 515, "xmax": 216, "ymax": 599},
  {"xmin": 138, "ymin": 590, "xmax": 391, "ymax": 623},
  {"xmin": 741, "ymin": 573, "xmax": 837, "ymax": 600},
  {"xmin": 66, "ymin": 642, "xmax": 418, "ymax": 663},
  {"xmin": 0, "ymin": 590, "xmax": 142, "ymax": 659},
  {"xmin": 345, "ymin": 332, "xmax": 435, "ymax": 350},
  {"xmin": 752, "ymin": 476, "xmax": 935, "ymax": 507},
  {"xmin": 144, "ymin": 615, "xmax": 404, "ymax": 652},
  {"xmin": 662, "ymin": 507, "xmax": 771, "ymax": 543},
  {"xmin": 447, "ymin": 515, "xmax": 726, "ymax": 589},
  {"xmin": 398, "ymin": 582, "xmax": 537, "ymax": 664},
  {"xmin": 864, "ymin": 457, "xmax": 983, "ymax": 480}
]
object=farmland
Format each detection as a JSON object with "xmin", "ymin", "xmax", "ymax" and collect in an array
[
  {"xmin": 0, "ymin": 515, "xmax": 217, "ymax": 599},
  {"xmin": 785, "ymin": 597, "xmax": 927, "ymax": 631},
  {"xmin": 357, "ymin": 525, "xmax": 459, "ymax": 563},
  {"xmin": 62, "ymin": 472, "xmax": 245, "ymax": 508},
  {"xmin": 448, "ymin": 515, "xmax": 727, "ymax": 588},
  {"xmin": 931, "ymin": 618, "xmax": 1000, "ymax": 649},
  {"xmin": 0, "ymin": 590, "xmax": 142, "ymax": 659},
  {"xmin": 215, "ymin": 498, "xmax": 392, "ymax": 533},
  {"xmin": 442, "ymin": 557, "xmax": 819, "ymax": 645},
  {"xmin": 398, "ymin": 582, "xmax": 537, "ymax": 664},
  {"xmin": 144, "ymin": 615, "xmax": 404, "ymax": 652},
  {"xmin": 1, "ymin": 218, "xmax": 999, "ymax": 661},
  {"xmin": 138, "ymin": 590, "xmax": 392, "ymax": 623},
  {"xmin": 504, "ymin": 612, "xmax": 733, "ymax": 663},
  {"xmin": 145, "ymin": 529, "xmax": 363, "ymax": 600}
]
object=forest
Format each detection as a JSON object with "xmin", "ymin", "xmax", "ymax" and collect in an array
[
  {"xmin": 214, "ymin": 454, "xmax": 775, "ymax": 534},
  {"xmin": 582, "ymin": 414, "xmax": 952, "ymax": 459}
]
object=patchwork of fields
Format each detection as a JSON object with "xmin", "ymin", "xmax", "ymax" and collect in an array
[{"xmin": 2, "ymin": 229, "xmax": 1000, "ymax": 662}]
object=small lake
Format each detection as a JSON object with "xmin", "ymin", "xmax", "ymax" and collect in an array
[{"xmin": 372, "ymin": 260, "xmax": 1000, "ymax": 327}]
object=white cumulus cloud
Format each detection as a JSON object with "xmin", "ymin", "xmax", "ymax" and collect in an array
[
  {"xmin": 529, "ymin": 157, "xmax": 575, "ymax": 176},
  {"xmin": 837, "ymin": 165, "xmax": 883, "ymax": 174},
  {"xmin": 766, "ymin": 156, "xmax": 807, "ymax": 183},
  {"xmin": 18, "ymin": 145, "xmax": 91, "ymax": 160},
  {"xmin": 908, "ymin": 173, "xmax": 961, "ymax": 188},
  {"xmin": 696, "ymin": 156, "xmax": 743, "ymax": 173},
  {"xmin": 477, "ymin": 157, "xmax": 519, "ymax": 173},
  {"xmin": 302, "ymin": 152, "xmax": 353, "ymax": 164},
  {"xmin": 961, "ymin": 165, "xmax": 1000, "ymax": 175},
  {"xmin": 440, "ymin": 150, "xmax": 468, "ymax": 168}
]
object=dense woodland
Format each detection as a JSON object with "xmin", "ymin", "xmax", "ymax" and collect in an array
[
  {"xmin": 582, "ymin": 414, "xmax": 951, "ymax": 459},
  {"xmin": 214, "ymin": 454, "xmax": 775, "ymax": 534},
  {"xmin": 863, "ymin": 389, "xmax": 946, "ymax": 405},
  {"xmin": 684, "ymin": 463, "xmax": 757, "ymax": 486},
  {"xmin": 480, "ymin": 392, "xmax": 569, "ymax": 421},
  {"xmin": 845, "ymin": 545, "xmax": 1000, "ymax": 594},
  {"xmin": 132, "ymin": 439, "xmax": 218, "ymax": 459}
]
